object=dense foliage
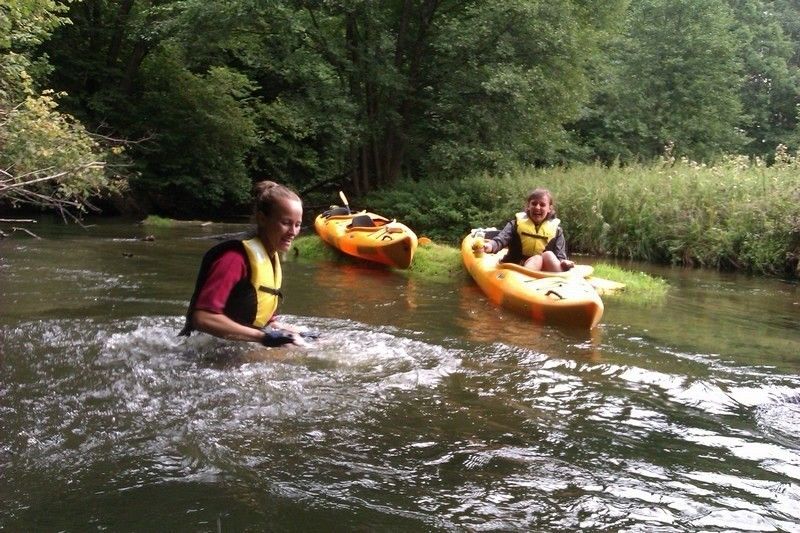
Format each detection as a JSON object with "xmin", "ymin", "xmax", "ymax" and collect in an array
[
  {"xmin": 4, "ymin": 0, "xmax": 800, "ymax": 276},
  {"xmin": 0, "ymin": 0, "xmax": 124, "ymax": 219},
  {"xmin": 29, "ymin": 0, "xmax": 800, "ymax": 209}
]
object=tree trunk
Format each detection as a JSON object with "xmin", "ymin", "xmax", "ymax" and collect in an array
[
  {"xmin": 381, "ymin": 0, "xmax": 440, "ymax": 185},
  {"xmin": 120, "ymin": 41, "xmax": 149, "ymax": 96},
  {"xmin": 106, "ymin": 0, "xmax": 136, "ymax": 69},
  {"xmin": 346, "ymin": 11, "xmax": 365, "ymax": 195}
]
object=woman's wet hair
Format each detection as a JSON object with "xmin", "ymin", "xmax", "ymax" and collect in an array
[{"xmin": 253, "ymin": 181, "xmax": 301, "ymax": 217}]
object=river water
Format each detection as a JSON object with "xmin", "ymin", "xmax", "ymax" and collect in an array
[{"xmin": 1, "ymin": 219, "xmax": 799, "ymax": 531}]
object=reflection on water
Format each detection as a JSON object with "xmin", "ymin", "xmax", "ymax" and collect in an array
[
  {"xmin": 309, "ymin": 262, "xmax": 421, "ymax": 323},
  {"xmin": 1, "ymin": 220, "xmax": 799, "ymax": 531},
  {"xmin": 456, "ymin": 284, "xmax": 603, "ymax": 361}
]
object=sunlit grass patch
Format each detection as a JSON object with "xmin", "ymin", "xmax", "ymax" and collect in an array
[
  {"xmin": 292, "ymin": 233, "xmax": 665, "ymax": 300},
  {"xmin": 141, "ymin": 215, "xmax": 175, "ymax": 227},
  {"xmin": 405, "ymin": 240, "xmax": 464, "ymax": 282},
  {"xmin": 291, "ymin": 234, "xmax": 463, "ymax": 282},
  {"xmin": 592, "ymin": 263, "xmax": 668, "ymax": 304},
  {"xmin": 289, "ymin": 234, "xmax": 340, "ymax": 261}
]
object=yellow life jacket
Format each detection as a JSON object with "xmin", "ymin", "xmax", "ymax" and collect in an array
[
  {"xmin": 241, "ymin": 237, "xmax": 282, "ymax": 327},
  {"xmin": 515, "ymin": 212, "xmax": 559, "ymax": 257}
]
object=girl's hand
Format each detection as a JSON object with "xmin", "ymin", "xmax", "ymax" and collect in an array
[
  {"xmin": 560, "ymin": 259, "xmax": 574, "ymax": 271},
  {"xmin": 483, "ymin": 241, "xmax": 496, "ymax": 253}
]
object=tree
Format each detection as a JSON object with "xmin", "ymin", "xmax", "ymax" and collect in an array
[
  {"xmin": 0, "ymin": 0, "xmax": 124, "ymax": 224},
  {"xmin": 132, "ymin": 46, "xmax": 258, "ymax": 215},
  {"xmin": 296, "ymin": 0, "xmax": 625, "ymax": 192},
  {"xmin": 574, "ymin": 0, "xmax": 746, "ymax": 163},
  {"xmin": 422, "ymin": 0, "xmax": 625, "ymax": 174},
  {"xmin": 41, "ymin": 0, "xmax": 627, "ymax": 211},
  {"xmin": 728, "ymin": 0, "xmax": 800, "ymax": 158},
  {"xmin": 42, "ymin": 0, "xmax": 289, "ymax": 214},
  {"xmin": 1, "ymin": 93, "xmax": 112, "ymax": 218}
]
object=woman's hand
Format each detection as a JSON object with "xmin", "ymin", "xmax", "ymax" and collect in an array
[
  {"xmin": 260, "ymin": 328, "xmax": 296, "ymax": 347},
  {"xmin": 483, "ymin": 240, "xmax": 496, "ymax": 254},
  {"xmin": 560, "ymin": 259, "xmax": 574, "ymax": 271},
  {"xmin": 193, "ymin": 311, "xmax": 309, "ymax": 346},
  {"xmin": 265, "ymin": 323, "xmax": 316, "ymax": 347}
]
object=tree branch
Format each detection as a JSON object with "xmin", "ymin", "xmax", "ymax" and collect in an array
[{"xmin": 11, "ymin": 227, "xmax": 42, "ymax": 239}]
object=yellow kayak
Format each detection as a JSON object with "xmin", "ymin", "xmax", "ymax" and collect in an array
[
  {"xmin": 315, "ymin": 208, "xmax": 418, "ymax": 269},
  {"xmin": 461, "ymin": 230, "xmax": 604, "ymax": 329}
]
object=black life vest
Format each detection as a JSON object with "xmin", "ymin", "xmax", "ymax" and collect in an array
[{"xmin": 178, "ymin": 239, "xmax": 282, "ymax": 336}]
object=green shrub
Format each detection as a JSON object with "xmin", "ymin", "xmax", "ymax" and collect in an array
[{"xmin": 356, "ymin": 149, "xmax": 800, "ymax": 277}]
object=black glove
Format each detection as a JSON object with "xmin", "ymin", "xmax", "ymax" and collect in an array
[{"xmin": 260, "ymin": 329, "xmax": 294, "ymax": 347}]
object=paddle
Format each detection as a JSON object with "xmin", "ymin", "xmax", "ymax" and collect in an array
[
  {"xmin": 557, "ymin": 266, "xmax": 626, "ymax": 294},
  {"xmin": 586, "ymin": 276, "xmax": 626, "ymax": 294},
  {"xmin": 470, "ymin": 229, "xmax": 624, "ymax": 293},
  {"xmin": 339, "ymin": 190, "xmax": 351, "ymax": 214}
]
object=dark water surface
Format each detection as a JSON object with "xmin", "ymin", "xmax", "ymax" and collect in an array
[{"xmin": 1, "ymin": 219, "xmax": 799, "ymax": 531}]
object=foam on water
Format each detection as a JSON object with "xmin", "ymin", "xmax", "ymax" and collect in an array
[{"xmin": 2, "ymin": 314, "xmax": 799, "ymax": 531}]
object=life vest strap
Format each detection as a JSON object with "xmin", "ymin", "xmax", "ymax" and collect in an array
[
  {"xmin": 258, "ymin": 286, "xmax": 284, "ymax": 300},
  {"xmin": 520, "ymin": 232, "xmax": 549, "ymax": 241}
]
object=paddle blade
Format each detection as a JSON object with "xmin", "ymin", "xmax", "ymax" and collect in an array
[
  {"xmin": 338, "ymin": 191, "xmax": 350, "ymax": 213},
  {"xmin": 587, "ymin": 276, "xmax": 626, "ymax": 294}
]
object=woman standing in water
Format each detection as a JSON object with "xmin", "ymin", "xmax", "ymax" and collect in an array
[{"xmin": 179, "ymin": 181, "xmax": 304, "ymax": 347}]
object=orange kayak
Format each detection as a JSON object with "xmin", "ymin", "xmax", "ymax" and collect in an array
[
  {"xmin": 314, "ymin": 208, "xmax": 418, "ymax": 269},
  {"xmin": 461, "ymin": 230, "xmax": 604, "ymax": 329}
]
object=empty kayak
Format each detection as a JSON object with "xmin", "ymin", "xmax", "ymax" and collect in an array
[
  {"xmin": 314, "ymin": 207, "xmax": 418, "ymax": 269},
  {"xmin": 462, "ymin": 229, "xmax": 604, "ymax": 329}
]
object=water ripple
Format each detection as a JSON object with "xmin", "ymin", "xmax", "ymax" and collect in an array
[{"xmin": 2, "ymin": 316, "xmax": 800, "ymax": 531}]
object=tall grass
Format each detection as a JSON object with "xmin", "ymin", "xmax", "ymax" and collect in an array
[{"xmin": 364, "ymin": 147, "xmax": 800, "ymax": 277}]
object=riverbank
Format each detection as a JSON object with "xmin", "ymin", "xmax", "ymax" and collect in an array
[{"xmin": 356, "ymin": 152, "xmax": 800, "ymax": 278}]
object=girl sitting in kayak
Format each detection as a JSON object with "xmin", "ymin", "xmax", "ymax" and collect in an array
[
  {"xmin": 179, "ymin": 180, "xmax": 305, "ymax": 347},
  {"xmin": 483, "ymin": 188, "xmax": 575, "ymax": 272}
]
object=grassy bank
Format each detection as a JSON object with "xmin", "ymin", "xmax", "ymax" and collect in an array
[
  {"xmin": 361, "ymin": 149, "xmax": 800, "ymax": 277},
  {"xmin": 290, "ymin": 234, "xmax": 464, "ymax": 283},
  {"xmin": 290, "ymin": 235, "xmax": 667, "ymax": 303}
]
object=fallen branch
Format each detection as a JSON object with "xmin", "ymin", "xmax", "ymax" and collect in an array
[
  {"xmin": 0, "ymin": 218, "xmax": 37, "ymax": 223},
  {"xmin": 11, "ymin": 226, "xmax": 42, "ymax": 239},
  {"xmin": 299, "ymin": 172, "xmax": 348, "ymax": 196}
]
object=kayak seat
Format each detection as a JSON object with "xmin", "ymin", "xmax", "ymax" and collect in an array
[
  {"xmin": 323, "ymin": 206, "xmax": 351, "ymax": 218},
  {"xmin": 351, "ymin": 214, "xmax": 376, "ymax": 228}
]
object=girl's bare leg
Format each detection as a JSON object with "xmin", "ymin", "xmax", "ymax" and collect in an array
[
  {"xmin": 539, "ymin": 251, "xmax": 563, "ymax": 272},
  {"xmin": 523, "ymin": 254, "xmax": 544, "ymax": 270}
]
